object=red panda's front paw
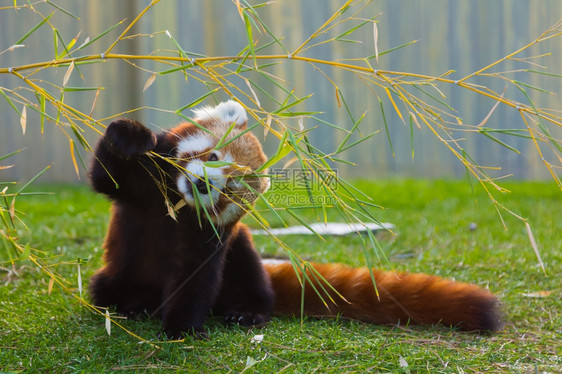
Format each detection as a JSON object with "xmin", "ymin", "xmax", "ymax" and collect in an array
[
  {"xmin": 224, "ymin": 311, "xmax": 270, "ymax": 327},
  {"xmin": 104, "ymin": 119, "xmax": 157, "ymax": 159},
  {"xmin": 119, "ymin": 307, "xmax": 151, "ymax": 321},
  {"xmin": 163, "ymin": 326, "xmax": 208, "ymax": 340}
]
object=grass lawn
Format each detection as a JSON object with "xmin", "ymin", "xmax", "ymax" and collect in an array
[{"xmin": 1, "ymin": 179, "xmax": 560, "ymax": 372}]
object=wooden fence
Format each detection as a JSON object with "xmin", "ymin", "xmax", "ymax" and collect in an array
[{"xmin": 1, "ymin": 0, "xmax": 560, "ymax": 182}]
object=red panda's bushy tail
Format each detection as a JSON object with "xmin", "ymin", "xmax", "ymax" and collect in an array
[{"xmin": 264, "ymin": 262, "xmax": 501, "ymax": 332}]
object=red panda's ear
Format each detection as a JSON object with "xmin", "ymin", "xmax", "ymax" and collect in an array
[{"xmin": 192, "ymin": 100, "xmax": 248, "ymax": 129}]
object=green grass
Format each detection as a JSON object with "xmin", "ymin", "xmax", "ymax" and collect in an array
[{"xmin": 1, "ymin": 180, "xmax": 560, "ymax": 372}]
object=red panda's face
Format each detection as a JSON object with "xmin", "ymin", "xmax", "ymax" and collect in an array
[{"xmin": 170, "ymin": 101, "xmax": 269, "ymax": 225}]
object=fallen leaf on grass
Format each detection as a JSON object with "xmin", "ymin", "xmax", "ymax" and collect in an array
[
  {"xmin": 521, "ymin": 291, "xmax": 552, "ymax": 298},
  {"xmin": 48, "ymin": 277, "xmax": 54, "ymax": 295},
  {"xmin": 251, "ymin": 334, "xmax": 264, "ymax": 344}
]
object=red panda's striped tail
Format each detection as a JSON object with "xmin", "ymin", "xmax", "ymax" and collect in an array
[{"xmin": 264, "ymin": 262, "xmax": 501, "ymax": 332}]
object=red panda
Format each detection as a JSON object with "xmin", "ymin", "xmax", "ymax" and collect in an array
[{"xmin": 89, "ymin": 100, "xmax": 501, "ymax": 339}]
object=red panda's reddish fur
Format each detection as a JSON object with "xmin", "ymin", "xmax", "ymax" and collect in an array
[{"xmin": 265, "ymin": 262, "xmax": 500, "ymax": 331}]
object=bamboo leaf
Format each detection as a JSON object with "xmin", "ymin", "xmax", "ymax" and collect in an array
[
  {"xmin": 235, "ymin": 50, "xmax": 252, "ymax": 73},
  {"xmin": 176, "ymin": 88, "xmax": 221, "ymax": 113},
  {"xmin": 8, "ymin": 196, "xmax": 16, "ymax": 222},
  {"xmin": 69, "ymin": 123, "xmax": 90, "ymax": 149},
  {"xmin": 75, "ymin": 19, "xmax": 125, "ymax": 52},
  {"xmin": 215, "ymin": 122, "xmax": 259, "ymax": 150},
  {"xmin": 462, "ymin": 149, "xmax": 477, "ymax": 198},
  {"xmin": 62, "ymin": 86, "xmax": 101, "ymax": 92},
  {"xmin": 256, "ymin": 193, "xmax": 286, "ymax": 226},
  {"xmin": 174, "ymin": 198, "xmax": 187, "ymax": 212},
  {"xmin": 202, "ymin": 169, "xmax": 213, "ymax": 204},
  {"xmin": 66, "ymin": 32, "xmax": 80, "ymax": 51},
  {"xmin": 0, "ymin": 149, "xmax": 24, "ymax": 162},
  {"xmin": 513, "ymin": 80, "xmax": 554, "ymax": 95},
  {"xmin": 165, "ymin": 29, "xmax": 189, "ymax": 58},
  {"xmin": 143, "ymin": 73, "xmax": 156, "ymax": 92},
  {"xmin": 255, "ymin": 131, "xmax": 295, "ymax": 172},
  {"xmin": 305, "ymin": 265, "xmax": 340, "ymax": 306},
  {"xmin": 379, "ymin": 99, "xmax": 395, "ymax": 157},
  {"xmin": 245, "ymin": 78, "xmax": 260, "ymax": 107},
  {"xmin": 336, "ymin": 132, "xmax": 378, "ymax": 154},
  {"xmin": 384, "ymin": 87, "xmax": 404, "ymax": 124},
  {"xmin": 515, "ymin": 84, "xmax": 562, "ymax": 153},
  {"xmin": 35, "ymin": 92, "xmax": 46, "ymax": 133},
  {"xmin": 276, "ymin": 111, "xmax": 320, "ymax": 117},
  {"xmin": 409, "ymin": 111, "xmax": 421, "ymax": 129},
  {"xmin": 0, "ymin": 88, "xmax": 21, "ymax": 116},
  {"xmin": 478, "ymin": 130, "xmax": 521, "ymax": 154},
  {"xmin": 263, "ymin": 115, "xmax": 272, "ymax": 138},
  {"xmin": 166, "ymin": 198, "xmax": 178, "ymax": 222},
  {"xmin": 20, "ymin": 105, "xmax": 27, "ymax": 135},
  {"xmin": 20, "ymin": 244, "xmax": 31, "ymax": 260},
  {"xmin": 63, "ymin": 61, "xmax": 74, "ymax": 86},
  {"xmin": 54, "ymin": 29, "xmax": 74, "ymax": 60},
  {"xmin": 235, "ymin": 0, "xmax": 244, "ymax": 21},
  {"xmin": 203, "ymin": 161, "xmax": 234, "ymax": 168},
  {"xmin": 310, "ymin": 115, "xmax": 351, "ymax": 133},
  {"xmin": 215, "ymin": 120, "xmax": 239, "ymax": 149},
  {"xmin": 272, "ymin": 94, "xmax": 314, "ymax": 115},
  {"xmin": 191, "ymin": 186, "xmax": 204, "ymax": 227},
  {"xmin": 199, "ymin": 195, "xmax": 220, "ymax": 239},
  {"xmin": 286, "ymin": 209, "xmax": 324, "ymax": 240},
  {"xmin": 15, "ymin": 165, "xmax": 51, "ymax": 195},
  {"xmin": 73, "ymin": 140, "xmax": 89, "ymax": 172},
  {"xmin": 286, "ymin": 131, "xmax": 312, "ymax": 202},
  {"xmin": 77, "ymin": 36, "xmax": 90, "ymax": 50},
  {"xmin": 366, "ymin": 226, "xmax": 391, "ymax": 267},
  {"xmin": 45, "ymin": 1, "xmax": 80, "ymax": 20},
  {"xmin": 479, "ymin": 128, "xmax": 533, "ymax": 139},
  {"xmin": 367, "ymin": 40, "xmax": 418, "ymax": 60},
  {"xmin": 336, "ymin": 89, "xmax": 355, "ymax": 124},
  {"xmin": 241, "ymin": 0, "xmax": 288, "ymax": 53},
  {"xmin": 336, "ymin": 111, "xmax": 367, "ymax": 153},
  {"xmin": 159, "ymin": 60, "xmax": 198, "ymax": 75},
  {"xmin": 243, "ymin": 12, "xmax": 257, "ymax": 67},
  {"xmin": 69, "ymin": 140, "xmax": 80, "ymax": 178},
  {"xmin": 53, "ymin": 28, "xmax": 58, "ymax": 58},
  {"xmin": 373, "ymin": 22, "xmax": 379, "ymax": 63},
  {"xmin": 412, "ymin": 84, "xmax": 455, "ymax": 111},
  {"xmin": 257, "ymin": 71, "xmax": 299, "ymax": 102},
  {"xmin": 525, "ymin": 222, "xmax": 545, "ymax": 274},
  {"xmin": 16, "ymin": 12, "xmax": 54, "ymax": 45},
  {"xmin": 525, "ymin": 69, "xmax": 562, "ymax": 78}
]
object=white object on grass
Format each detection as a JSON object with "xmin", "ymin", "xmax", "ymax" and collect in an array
[{"xmin": 252, "ymin": 222, "xmax": 394, "ymax": 236}]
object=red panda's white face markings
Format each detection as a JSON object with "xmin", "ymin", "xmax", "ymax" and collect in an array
[
  {"xmin": 172, "ymin": 101, "xmax": 269, "ymax": 225},
  {"xmin": 176, "ymin": 150, "xmax": 230, "ymax": 213},
  {"xmin": 176, "ymin": 134, "xmax": 214, "ymax": 156}
]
